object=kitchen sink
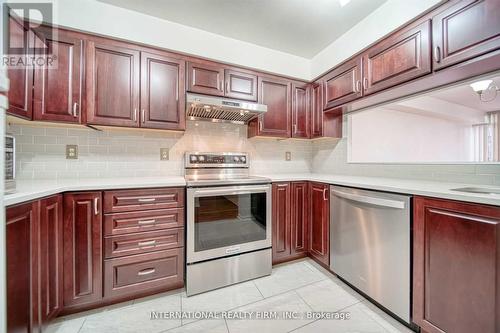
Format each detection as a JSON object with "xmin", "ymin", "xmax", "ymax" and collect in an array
[{"xmin": 451, "ymin": 187, "xmax": 500, "ymax": 195}]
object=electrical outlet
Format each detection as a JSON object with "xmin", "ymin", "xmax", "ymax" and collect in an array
[
  {"xmin": 66, "ymin": 145, "xmax": 78, "ymax": 159},
  {"xmin": 160, "ymin": 148, "xmax": 169, "ymax": 160},
  {"xmin": 285, "ymin": 151, "xmax": 291, "ymax": 161}
]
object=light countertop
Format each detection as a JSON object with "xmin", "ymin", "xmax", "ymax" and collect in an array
[
  {"xmin": 258, "ymin": 173, "xmax": 500, "ymax": 207},
  {"xmin": 4, "ymin": 177, "xmax": 186, "ymax": 207},
  {"xmin": 5, "ymin": 173, "xmax": 500, "ymax": 207}
]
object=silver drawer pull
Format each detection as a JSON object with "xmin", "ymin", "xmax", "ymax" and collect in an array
[
  {"xmin": 137, "ymin": 268, "xmax": 156, "ymax": 276},
  {"xmin": 138, "ymin": 198, "xmax": 156, "ymax": 203},
  {"xmin": 138, "ymin": 219, "xmax": 156, "ymax": 225},
  {"xmin": 138, "ymin": 240, "xmax": 156, "ymax": 247}
]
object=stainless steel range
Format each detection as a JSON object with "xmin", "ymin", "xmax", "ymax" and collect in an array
[{"xmin": 185, "ymin": 152, "xmax": 272, "ymax": 296}]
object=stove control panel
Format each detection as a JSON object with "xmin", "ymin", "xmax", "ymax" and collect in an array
[{"xmin": 186, "ymin": 152, "xmax": 249, "ymax": 168}]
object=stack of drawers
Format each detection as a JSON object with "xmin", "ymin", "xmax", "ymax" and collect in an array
[{"xmin": 102, "ymin": 187, "xmax": 185, "ymax": 299}]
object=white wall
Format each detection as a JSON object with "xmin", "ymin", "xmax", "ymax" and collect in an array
[
  {"xmin": 310, "ymin": 0, "xmax": 443, "ymax": 79},
  {"xmin": 49, "ymin": 0, "xmax": 310, "ymax": 79}
]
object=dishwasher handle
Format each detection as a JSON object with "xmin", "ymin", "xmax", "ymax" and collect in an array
[{"xmin": 331, "ymin": 189, "xmax": 406, "ymax": 209}]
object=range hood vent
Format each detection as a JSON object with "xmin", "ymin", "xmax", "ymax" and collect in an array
[{"xmin": 186, "ymin": 93, "xmax": 267, "ymax": 124}]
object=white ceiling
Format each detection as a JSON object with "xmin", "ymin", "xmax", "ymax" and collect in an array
[{"xmin": 97, "ymin": 0, "xmax": 387, "ymax": 58}]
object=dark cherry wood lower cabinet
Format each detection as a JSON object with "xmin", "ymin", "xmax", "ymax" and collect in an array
[
  {"xmin": 308, "ymin": 182, "xmax": 330, "ymax": 267},
  {"xmin": 272, "ymin": 182, "xmax": 310, "ymax": 264},
  {"xmin": 6, "ymin": 201, "xmax": 40, "ymax": 333},
  {"xmin": 413, "ymin": 196, "xmax": 500, "ymax": 333},
  {"xmin": 39, "ymin": 195, "xmax": 64, "ymax": 326},
  {"xmin": 62, "ymin": 192, "xmax": 103, "ymax": 312}
]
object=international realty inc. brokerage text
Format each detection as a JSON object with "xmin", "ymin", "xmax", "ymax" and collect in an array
[{"xmin": 150, "ymin": 311, "xmax": 351, "ymax": 320}]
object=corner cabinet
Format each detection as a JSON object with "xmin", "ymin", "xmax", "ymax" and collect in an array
[
  {"xmin": 308, "ymin": 182, "xmax": 330, "ymax": 267},
  {"xmin": 63, "ymin": 192, "xmax": 103, "ymax": 311},
  {"xmin": 272, "ymin": 182, "xmax": 309, "ymax": 264},
  {"xmin": 413, "ymin": 196, "xmax": 500, "ymax": 333},
  {"xmin": 291, "ymin": 83, "xmax": 310, "ymax": 138},
  {"xmin": 249, "ymin": 76, "xmax": 291, "ymax": 138},
  {"xmin": 432, "ymin": 0, "xmax": 500, "ymax": 70}
]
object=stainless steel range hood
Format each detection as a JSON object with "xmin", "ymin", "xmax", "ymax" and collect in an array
[{"xmin": 186, "ymin": 93, "xmax": 267, "ymax": 124}]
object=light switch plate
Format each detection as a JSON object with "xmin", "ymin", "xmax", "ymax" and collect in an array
[
  {"xmin": 160, "ymin": 148, "xmax": 169, "ymax": 160},
  {"xmin": 285, "ymin": 151, "xmax": 291, "ymax": 161},
  {"xmin": 66, "ymin": 145, "xmax": 78, "ymax": 159}
]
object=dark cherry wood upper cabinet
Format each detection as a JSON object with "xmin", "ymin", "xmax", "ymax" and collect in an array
[
  {"xmin": 33, "ymin": 28, "xmax": 83, "ymax": 123},
  {"xmin": 140, "ymin": 52, "xmax": 185, "ymax": 130},
  {"xmin": 323, "ymin": 57, "xmax": 362, "ymax": 110},
  {"xmin": 291, "ymin": 182, "xmax": 309, "ymax": 255},
  {"xmin": 252, "ymin": 76, "xmax": 291, "ymax": 138},
  {"xmin": 224, "ymin": 69, "xmax": 258, "ymax": 101},
  {"xmin": 63, "ymin": 192, "xmax": 103, "ymax": 310},
  {"xmin": 413, "ymin": 197, "xmax": 500, "ymax": 333},
  {"xmin": 291, "ymin": 82, "xmax": 310, "ymax": 138},
  {"xmin": 309, "ymin": 182, "xmax": 330, "ymax": 267},
  {"xmin": 39, "ymin": 195, "xmax": 63, "ymax": 325},
  {"xmin": 362, "ymin": 20, "xmax": 431, "ymax": 95},
  {"xmin": 272, "ymin": 182, "xmax": 291, "ymax": 264},
  {"xmin": 6, "ymin": 201, "xmax": 40, "ymax": 333},
  {"xmin": 433, "ymin": 0, "xmax": 500, "ymax": 70},
  {"xmin": 7, "ymin": 16, "xmax": 34, "ymax": 119},
  {"xmin": 187, "ymin": 62, "xmax": 225, "ymax": 96},
  {"xmin": 86, "ymin": 40, "xmax": 140, "ymax": 127},
  {"xmin": 310, "ymin": 82, "xmax": 323, "ymax": 138}
]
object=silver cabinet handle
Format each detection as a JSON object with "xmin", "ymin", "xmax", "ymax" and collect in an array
[
  {"xmin": 225, "ymin": 81, "xmax": 230, "ymax": 93},
  {"xmin": 141, "ymin": 109, "xmax": 145, "ymax": 123},
  {"xmin": 355, "ymin": 80, "xmax": 361, "ymax": 93},
  {"xmin": 138, "ymin": 198, "xmax": 156, "ymax": 203},
  {"xmin": 363, "ymin": 77, "xmax": 368, "ymax": 90},
  {"xmin": 259, "ymin": 120, "xmax": 263, "ymax": 131},
  {"xmin": 138, "ymin": 240, "xmax": 156, "ymax": 247},
  {"xmin": 138, "ymin": 219, "xmax": 156, "ymax": 225},
  {"xmin": 133, "ymin": 108, "xmax": 138, "ymax": 121},
  {"xmin": 94, "ymin": 197, "xmax": 99, "ymax": 215},
  {"xmin": 72, "ymin": 102, "xmax": 79, "ymax": 117},
  {"xmin": 331, "ymin": 189, "xmax": 405, "ymax": 209},
  {"xmin": 293, "ymin": 124, "xmax": 298, "ymax": 133},
  {"xmin": 137, "ymin": 268, "xmax": 156, "ymax": 276},
  {"xmin": 434, "ymin": 46, "xmax": 441, "ymax": 63},
  {"xmin": 323, "ymin": 188, "xmax": 328, "ymax": 201}
]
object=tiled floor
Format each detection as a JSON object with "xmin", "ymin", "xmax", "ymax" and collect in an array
[{"xmin": 46, "ymin": 258, "xmax": 414, "ymax": 333}]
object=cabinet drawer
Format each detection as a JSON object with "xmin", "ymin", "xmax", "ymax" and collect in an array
[
  {"xmin": 104, "ymin": 208, "xmax": 184, "ymax": 236},
  {"xmin": 104, "ymin": 228, "xmax": 184, "ymax": 259},
  {"xmin": 103, "ymin": 188, "xmax": 184, "ymax": 213},
  {"xmin": 104, "ymin": 248, "xmax": 184, "ymax": 299}
]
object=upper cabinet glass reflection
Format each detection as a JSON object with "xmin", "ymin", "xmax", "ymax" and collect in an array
[{"xmin": 349, "ymin": 73, "xmax": 500, "ymax": 164}]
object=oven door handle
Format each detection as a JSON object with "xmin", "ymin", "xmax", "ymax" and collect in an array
[{"xmin": 193, "ymin": 186, "xmax": 269, "ymax": 197}]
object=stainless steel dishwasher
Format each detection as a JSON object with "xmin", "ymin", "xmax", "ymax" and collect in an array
[{"xmin": 330, "ymin": 185, "xmax": 412, "ymax": 325}]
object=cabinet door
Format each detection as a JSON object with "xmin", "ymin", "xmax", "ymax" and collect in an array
[
  {"xmin": 33, "ymin": 28, "xmax": 83, "ymax": 123},
  {"xmin": 140, "ymin": 52, "xmax": 185, "ymax": 130},
  {"xmin": 39, "ymin": 195, "xmax": 63, "ymax": 325},
  {"xmin": 224, "ymin": 69, "xmax": 258, "ymax": 101},
  {"xmin": 63, "ymin": 192, "xmax": 103, "ymax": 309},
  {"xmin": 309, "ymin": 182, "xmax": 329, "ymax": 266},
  {"xmin": 86, "ymin": 41, "xmax": 140, "ymax": 127},
  {"xmin": 310, "ymin": 82, "xmax": 323, "ymax": 138},
  {"xmin": 291, "ymin": 83, "xmax": 310, "ymax": 138},
  {"xmin": 413, "ymin": 197, "xmax": 500, "ymax": 333},
  {"xmin": 6, "ymin": 201, "xmax": 40, "ymax": 333},
  {"xmin": 433, "ymin": 0, "xmax": 500, "ymax": 70},
  {"xmin": 7, "ymin": 16, "xmax": 34, "ymax": 119},
  {"xmin": 256, "ymin": 76, "xmax": 291, "ymax": 138},
  {"xmin": 291, "ymin": 182, "xmax": 308, "ymax": 255},
  {"xmin": 272, "ymin": 182, "xmax": 291, "ymax": 264},
  {"xmin": 362, "ymin": 20, "xmax": 431, "ymax": 95},
  {"xmin": 186, "ymin": 62, "xmax": 224, "ymax": 96},
  {"xmin": 323, "ymin": 58, "xmax": 362, "ymax": 110}
]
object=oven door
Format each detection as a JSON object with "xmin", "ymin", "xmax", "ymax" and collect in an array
[{"xmin": 187, "ymin": 184, "xmax": 272, "ymax": 263}]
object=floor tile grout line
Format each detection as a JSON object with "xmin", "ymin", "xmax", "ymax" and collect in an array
[
  {"xmin": 252, "ymin": 280, "xmax": 265, "ymax": 299},
  {"xmin": 76, "ymin": 317, "xmax": 87, "ymax": 333}
]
